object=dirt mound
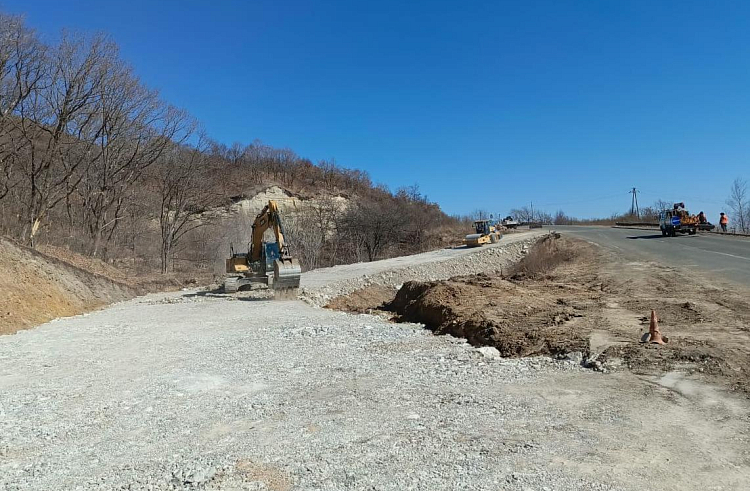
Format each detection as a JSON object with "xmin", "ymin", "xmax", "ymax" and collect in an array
[
  {"xmin": 388, "ymin": 272, "xmax": 595, "ymax": 357},
  {"xmin": 507, "ymin": 232, "xmax": 574, "ymax": 279},
  {"xmin": 324, "ymin": 285, "xmax": 396, "ymax": 313},
  {"xmin": 379, "ymin": 233, "xmax": 750, "ymax": 393},
  {"xmin": 0, "ymin": 237, "xmax": 135, "ymax": 335},
  {"xmin": 386, "ymin": 236, "xmax": 600, "ymax": 357}
]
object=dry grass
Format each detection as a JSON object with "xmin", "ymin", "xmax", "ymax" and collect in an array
[{"xmin": 508, "ymin": 233, "xmax": 577, "ymax": 278}]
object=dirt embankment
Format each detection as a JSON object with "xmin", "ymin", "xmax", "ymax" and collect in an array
[
  {"xmin": 0, "ymin": 237, "xmax": 136, "ymax": 335},
  {"xmin": 388, "ymin": 234, "xmax": 599, "ymax": 358},
  {"xmin": 329, "ymin": 234, "xmax": 750, "ymax": 393}
]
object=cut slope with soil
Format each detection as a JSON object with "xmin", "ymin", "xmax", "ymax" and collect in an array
[{"xmin": 0, "ymin": 237, "xmax": 135, "ymax": 335}]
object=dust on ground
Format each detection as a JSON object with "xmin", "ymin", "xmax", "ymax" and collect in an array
[{"xmin": 329, "ymin": 234, "xmax": 750, "ymax": 394}]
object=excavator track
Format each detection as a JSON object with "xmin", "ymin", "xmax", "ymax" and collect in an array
[{"xmin": 223, "ymin": 276, "xmax": 240, "ymax": 293}]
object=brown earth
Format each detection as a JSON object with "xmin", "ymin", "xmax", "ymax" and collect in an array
[
  {"xmin": 0, "ymin": 237, "xmax": 136, "ymax": 335},
  {"xmin": 329, "ymin": 234, "xmax": 750, "ymax": 394},
  {"xmin": 388, "ymin": 235, "xmax": 600, "ymax": 358},
  {"xmin": 1, "ymin": 237, "xmax": 217, "ymax": 335},
  {"xmin": 324, "ymin": 284, "xmax": 396, "ymax": 313}
]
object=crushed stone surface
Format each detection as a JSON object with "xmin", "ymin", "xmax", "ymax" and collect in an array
[
  {"xmin": 300, "ymin": 232, "xmax": 541, "ymax": 307},
  {"xmin": 1, "ymin": 231, "xmax": 749, "ymax": 490}
]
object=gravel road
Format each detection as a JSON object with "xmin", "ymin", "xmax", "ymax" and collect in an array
[{"xmin": 1, "ymin": 234, "xmax": 749, "ymax": 490}]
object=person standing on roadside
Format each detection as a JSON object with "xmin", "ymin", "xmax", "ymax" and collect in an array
[{"xmin": 720, "ymin": 212, "xmax": 728, "ymax": 232}]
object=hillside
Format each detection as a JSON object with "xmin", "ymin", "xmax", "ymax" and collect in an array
[{"xmin": 0, "ymin": 237, "xmax": 135, "ymax": 335}]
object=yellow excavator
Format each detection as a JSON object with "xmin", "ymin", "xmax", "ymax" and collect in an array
[{"xmin": 224, "ymin": 200, "xmax": 302, "ymax": 295}]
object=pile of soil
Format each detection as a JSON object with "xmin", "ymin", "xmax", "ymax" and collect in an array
[
  {"xmin": 324, "ymin": 285, "xmax": 396, "ymax": 313},
  {"xmin": 0, "ymin": 237, "xmax": 136, "ymax": 335},
  {"xmin": 386, "ymin": 236, "xmax": 601, "ymax": 357}
]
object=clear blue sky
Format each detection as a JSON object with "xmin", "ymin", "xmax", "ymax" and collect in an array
[{"xmin": 4, "ymin": 0, "xmax": 749, "ymax": 220}]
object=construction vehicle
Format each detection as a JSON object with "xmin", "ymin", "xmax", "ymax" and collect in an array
[
  {"xmin": 224, "ymin": 200, "xmax": 302, "ymax": 294},
  {"xmin": 501, "ymin": 216, "xmax": 519, "ymax": 229},
  {"xmin": 464, "ymin": 219, "xmax": 502, "ymax": 247},
  {"xmin": 659, "ymin": 202, "xmax": 698, "ymax": 237}
]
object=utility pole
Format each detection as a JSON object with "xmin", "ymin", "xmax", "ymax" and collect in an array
[
  {"xmin": 629, "ymin": 187, "xmax": 639, "ymax": 217},
  {"xmin": 530, "ymin": 201, "xmax": 534, "ymax": 222}
]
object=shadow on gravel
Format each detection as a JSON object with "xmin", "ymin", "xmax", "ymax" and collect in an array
[{"xmin": 182, "ymin": 287, "xmax": 223, "ymax": 298}]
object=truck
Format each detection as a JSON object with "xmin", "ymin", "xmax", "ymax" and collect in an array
[
  {"xmin": 659, "ymin": 203, "xmax": 698, "ymax": 237},
  {"xmin": 501, "ymin": 216, "xmax": 519, "ymax": 229}
]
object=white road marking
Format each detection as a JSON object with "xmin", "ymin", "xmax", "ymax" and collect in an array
[{"xmin": 674, "ymin": 242, "xmax": 750, "ymax": 262}]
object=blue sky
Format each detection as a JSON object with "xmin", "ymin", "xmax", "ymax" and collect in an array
[{"xmin": 4, "ymin": 0, "xmax": 749, "ymax": 219}]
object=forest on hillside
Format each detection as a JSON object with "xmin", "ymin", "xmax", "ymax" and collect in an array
[{"xmin": 0, "ymin": 14, "xmax": 463, "ymax": 277}]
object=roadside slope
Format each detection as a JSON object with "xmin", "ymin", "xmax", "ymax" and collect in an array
[
  {"xmin": 300, "ymin": 230, "xmax": 543, "ymax": 306},
  {"xmin": 0, "ymin": 237, "xmax": 135, "ymax": 335}
]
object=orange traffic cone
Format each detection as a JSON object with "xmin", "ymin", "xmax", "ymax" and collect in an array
[{"xmin": 648, "ymin": 310, "xmax": 667, "ymax": 344}]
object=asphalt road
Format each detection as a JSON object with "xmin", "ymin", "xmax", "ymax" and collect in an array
[{"xmin": 556, "ymin": 226, "xmax": 750, "ymax": 286}]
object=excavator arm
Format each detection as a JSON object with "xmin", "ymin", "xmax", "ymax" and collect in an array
[{"xmin": 250, "ymin": 200, "xmax": 289, "ymax": 262}]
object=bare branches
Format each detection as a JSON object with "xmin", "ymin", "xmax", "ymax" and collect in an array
[
  {"xmin": 726, "ymin": 177, "xmax": 749, "ymax": 233},
  {"xmin": 0, "ymin": 14, "xmax": 45, "ymax": 200},
  {"xmin": 153, "ymin": 133, "xmax": 219, "ymax": 272}
]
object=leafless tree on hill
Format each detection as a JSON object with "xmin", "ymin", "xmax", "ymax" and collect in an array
[
  {"xmin": 0, "ymin": 14, "xmax": 46, "ymax": 201},
  {"xmin": 77, "ymin": 58, "xmax": 192, "ymax": 258},
  {"xmin": 12, "ymin": 33, "xmax": 116, "ymax": 247},
  {"xmin": 726, "ymin": 177, "xmax": 749, "ymax": 233},
  {"xmin": 154, "ymin": 135, "xmax": 219, "ymax": 273},
  {"xmin": 341, "ymin": 196, "xmax": 405, "ymax": 262}
]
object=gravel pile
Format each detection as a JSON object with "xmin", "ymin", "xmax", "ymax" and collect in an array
[{"xmin": 300, "ymin": 236, "xmax": 538, "ymax": 307}]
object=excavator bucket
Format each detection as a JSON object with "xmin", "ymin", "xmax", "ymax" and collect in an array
[{"xmin": 273, "ymin": 257, "xmax": 302, "ymax": 291}]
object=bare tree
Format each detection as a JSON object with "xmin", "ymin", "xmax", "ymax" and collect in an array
[
  {"xmin": 553, "ymin": 210, "xmax": 570, "ymax": 225},
  {"xmin": 154, "ymin": 136, "xmax": 217, "ymax": 273},
  {"xmin": 13, "ymin": 33, "xmax": 116, "ymax": 246},
  {"xmin": 341, "ymin": 196, "xmax": 405, "ymax": 261},
  {"xmin": 77, "ymin": 54, "xmax": 192, "ymax": 258},
  {"xmin": 726, "ymin": 177, "xmax": 749, "ymax": 233},
  {"xmin": 0, "ymin": 14, "xmax": 46, "ymax": 201},
  {"xmin": 653, "ymin": 199, "xmax": 671, "ymax": 212},
  {"xmin": 509, "ymin": 206, "xmax": 533, "ymax": 222}
]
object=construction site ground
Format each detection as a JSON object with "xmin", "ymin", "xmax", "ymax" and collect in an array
[{"xmin": 1, "ymin": 230, "xmax": 749, "ymax": 490}]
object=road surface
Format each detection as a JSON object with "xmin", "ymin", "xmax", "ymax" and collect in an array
[{"xmin": 557, "ymin": 226, "xmax": 750, "ymax": 286}]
